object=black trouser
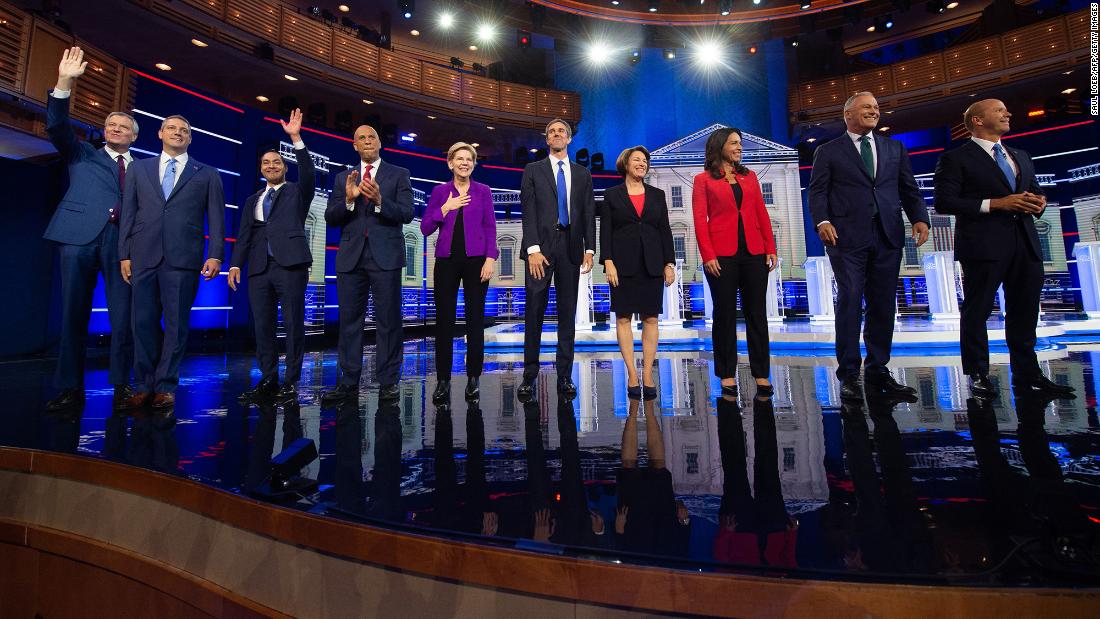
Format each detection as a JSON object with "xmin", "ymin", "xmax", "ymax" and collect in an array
[
  {"xmin": 248, "ymin": 262, "xmax": 308, "ymax": 385},
  {"xmin": 705, "ymin": 254, "xmax": 770, "ymax": 379},
  {"xmin": 433, "ymin": 255, "xmax": 488, "ymax": 379},
  {"xmin": 336, "ymin": 243, "xmax": 402, "ymax": 386},
  {"xmin": 522, "ymin": 229, "xmax": 580, "ymax": 381},
  {"xmin": 959, "ymin": 222, "xmax": 1043, "ymax": 381}
]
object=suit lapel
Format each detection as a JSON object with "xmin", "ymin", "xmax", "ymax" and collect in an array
[
  {"xmin": 967, "ymin": 140, "xmax": 1015, "ymax": 194},
  {"xmin": 167, "ymin": 160, "xmax": 200, "ymax": 203},
  {"xmin": 544, "ymin": 158, "xmax": 559, "ymax": 201},
  {"xmin": 144, "ymin": 158, "xmax": 166, "ymax": 204},
  {"xmin": 873, "ymin": 134, "xmax": 889, "ymax": 182},
  {"xmin": 840, "ymin": 136, "xmax": 873, "ymax": 183}
]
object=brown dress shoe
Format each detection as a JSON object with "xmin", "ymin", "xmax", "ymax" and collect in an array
[
  {"xmin": 119, "ymin": 391, "xmax": 152, "ymax": 410},
  {"xmin": 151, "ymin": 392, "xmax": 175, "ymax": 409}
]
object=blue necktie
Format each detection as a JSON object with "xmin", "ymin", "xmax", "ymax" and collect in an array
[
  {"xmin": 556, "ymin": 160, "xmax": 568, "ymax": 227},
  {"xmin": 992, "ymin": 144, "xmax": 1016, "ymax": 191},
  {"xmin": 162, "ymin": 158, "xmax": 177, "ymax": 201},
  {"xmin": 262, "ymin": 188, "xmax": 275, "ymax": 221}
]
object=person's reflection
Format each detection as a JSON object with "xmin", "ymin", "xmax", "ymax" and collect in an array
[
  {"xmin": 368, "ymin": 399, "xmax": 404, "ymax": 523},
  {"xmin": 243, "ymin": 399, "xmax": 304, "ymax": 494},
  {"xmin": 464, "ymin": 402, "xmax": 499, "ymax": 537},
  {"xmin": 839, "ymin": 392, "xmax": 932, "ymax": 573},
  {"xmin": 553, "ymin": 397, "xmax": 605, "ymax": 545},
  {"xmin": 103, "ymin": 411, "xmax": 128, "ymax": 462},
  {"xmin": 41, "ymin": 405, "xmax": 84, "ymax": 455},
  {"xmin": 333, "ymin": 396, "xmax": 366, "ymax": 516},
  {"xmin": 127, "ymin": 409, "xmax": 179, "ymax": 475},
  {"xmin": 614, "ymin": 398, "xmax": 690, "ymax": 555},
  {"xmin": 714, "ymin": 395, "xmax": 797, "ymax": 567},
  {"xmin": 429, "ymin": 403, "xmax": 499, "ymax": 536},
  {"xmin": 522, "ymin": 400, "xmax": 554, "ymax": 541}
]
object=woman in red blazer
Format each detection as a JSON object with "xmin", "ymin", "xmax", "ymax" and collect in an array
[{"xmin": 692, "ymin": 127, "xmax": 778, "ymax": 397}]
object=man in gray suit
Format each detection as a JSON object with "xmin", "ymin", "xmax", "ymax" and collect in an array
[
  {"xmin": 517, "ymin": 118, "xmax": 596, "ymax": 402},
  {"xmin": 118, "ymin": 115, "xmax": 225, "ymax": 409}
]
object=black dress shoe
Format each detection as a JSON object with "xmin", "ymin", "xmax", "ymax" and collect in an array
[
  {"xmin": 320, "ymin": 384, "xmax": 357, "ymax": 406},
  {"xmin": 840, "ymin": 378, "xmax": 863, "ymax": 400},
  {"xmin": 238, "ymin": 377, "xmax": 279, "ymax": 403},
  {"xmin": 517, "ymin": 378, "xmax": 536, "ymax": 403},
  {"xmin": 642, "ymin": 385, "xmax": 658, "ymax": 401},
  {"xmin": 464, "ymin": 376, "xmax": 480, "ymax": 401},
  {"xmin": 968, "ymin": 374, "xmax": 998, "ymax": 398},
  {"xmin": 277, "ymin": 383, "xmax": 298, "ymax": 403},
  {"xmin": 112, "ymin": 385, "xmax": 135, "ymax": 410},
  {"xmin": 1014, "ymin": 374, "xmax": 1076, "ymax": 397},
  {"xmin": 432, "ymin": 380, "xmax": 451, "ymax": 405},
  {"xmin": 46, "ymin": 387, "xmax": 84, "ymax": 412},
  {"xmin": 865, "ymin": 372, "xmax": 917, "ymax": 397},
  {"xmin": 378, "ymin": 383, "xmax": 400, "ymax": 401},
  {"xmin": 756, "ymin": 383, "xmax": 774, "ymax": 397},
  {"xmin": 557, "ymin": 376, "xmax": 577, "ymax": 398}
]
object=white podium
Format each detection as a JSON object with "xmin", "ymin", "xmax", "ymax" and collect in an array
[
  {"xmin": 766, "ymin": 258, "xmax": 784, "ymax": 323},
  {"xmin": 804, "ymin": 256, "xmax": 835, "ymax": 322},
  {"xmin": 659, "ymin": 259, "xmax": 684, "ymax": 326},
  {"xmin": 702, "ymin": 265, "xmax": 714, "ymax": 322},
  {"xmin": 576, "ymin": 269, "xmax": 593, "ymax": 328},
  {"xmin": 1074, "ymin": 242, "xmax": 1100, "ymax": 318},
  {"xmin": 922, "ymin": 251, "xmax": 960, "ymax": 321}
]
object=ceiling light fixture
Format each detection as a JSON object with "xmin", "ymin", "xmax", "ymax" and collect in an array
[
  {"xmin": 191, "ymin": 39, "xmax": 208, "ymax": 47},
  {"xmin": 284, "ymin": 74, "xmax": 298, "ymax": 81},
  {"xmin": 256, "ymin": 95, "xmax": 269, "ymax": 102},
  {"xmin": 155, "ymin": 63, "xmax": 172, "ymax": 71}
]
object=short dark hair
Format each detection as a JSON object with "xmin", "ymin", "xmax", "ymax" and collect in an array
[
  {"xmin": 615, "ymin": 145, "xmax": 650, "ymax": 177},
  {"xmin": 704, "ymin": 127, "xmax": 749, "ymax": 179}
]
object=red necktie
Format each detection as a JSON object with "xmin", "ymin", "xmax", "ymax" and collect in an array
[
  {"xmin": 362, "ymin": 164, "xmax": 373, "ymax": 238},
  {"xmin": 110, "ymin": 154, "xmax": 124, "ymax": 223}
]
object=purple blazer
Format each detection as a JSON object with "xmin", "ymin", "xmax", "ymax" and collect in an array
[{"xmin": 421, "ymin": 179, "xmax": 499, "ymax": 259}]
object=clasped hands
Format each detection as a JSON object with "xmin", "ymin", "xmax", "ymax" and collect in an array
[
  {"xmin": 990, "ymin": 191, "xmax": 1045, "ymax": 214},
  {"xmin": 344, "ymin": 169, "xmax": 382, "ymax": 205}
]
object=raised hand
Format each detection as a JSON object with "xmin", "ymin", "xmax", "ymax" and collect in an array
[
  {"xmin": 56, "ymin": 46, "xmax": 87, "ymax": 91},
  {"xmin": 279, "ymin": 108, "xmax": 302, "ymax": 142}
]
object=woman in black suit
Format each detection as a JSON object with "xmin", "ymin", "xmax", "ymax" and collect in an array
[{"xmin": 600, "ymin": 146, "xmax": 675, "ymax": 400}]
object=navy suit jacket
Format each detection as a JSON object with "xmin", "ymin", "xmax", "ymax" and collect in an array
[
  {"xmin": 43, "ymin": 93, "xmax": 134, "ymax": 245},
  {"xmin": 119, "ymin": 155, "xmax": 226, "ymax": 270},
  {"xmin": 324, "ymin": 160, "xmax": 414, "ymax": 272},
  {"xmin": 807, "ymin": 133, "xmax": 928, "ymax": 249},
  {"xmin": 598, "ymin": 183, "xmax": 675, "ymax": 277},
  {"xmin": 231, "ymin": 146, "xmax": 317, "ymax": 275},
  {"xmin": 932, "ymin": 140, "xmax": 1045, "ymax": 262},
  {"xmin": 519, "ymin": 157, "xmax": 596, "ymax": 265}
]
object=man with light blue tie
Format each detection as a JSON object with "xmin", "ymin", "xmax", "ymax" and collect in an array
[
  {"xmin": 118, "ymin": 114, "xmax": 225, "ymax": 409},
  {"xmin": 517, "ymin": 118, "xmax": 596, "ymax": 402},
  {"xmin": 933, "ymin": 99, "xmax": 1073, "ymax": 399}
]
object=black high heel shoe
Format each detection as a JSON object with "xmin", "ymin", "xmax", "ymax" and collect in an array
[
  {"xmin": 432, "ymin": 380, "xmax": 451, "ymax": 406},
  {"xmin": 720, "ymin": 384, "xmax": 738, "ymax": 398},
  {"xmin": 756, "ymin": 383, "xmax": 774, "ymax": 397},
  {"xmin": 464, "ymin": 376, "xmax": 480, "ymax": 401},
  {"xmin": 642, "ymin": 385, "xmax": 658, "ymax": 401},
  {"xmin": 627, "ymin": 385, "xmax": 641, "ymax": 400}
]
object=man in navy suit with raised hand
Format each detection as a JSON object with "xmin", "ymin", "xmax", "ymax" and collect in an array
[
  {"xmin": 321, "ymin": 124, "xmax": 414, "ymax": 405},
  {"xmin": 44, "ymin": 46, "xmax": 138, "ymax": 412},
  {"xmin": 118, "ymin": 113, "xmax": 225, "ymax": 409},
  {"xmin": 228, "ymin": 108, "xmax": 315, "ymax": 404},
  {"xmin": 808, "ymin": 91, "xmax": 930, "ymax": 400}
]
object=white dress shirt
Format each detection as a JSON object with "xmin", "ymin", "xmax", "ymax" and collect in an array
[
  {"xmin": 528, "ymin": 154, "xmax": 593, "ymax": 256},
  {"xmin": 970, "ymin": 137, "xmax": 1019, "ymax": 214},
  {"xmin": 346, "ymin": 158, "xmax": 382, "ymax": 213},
  {"xmin": 254, "ymin": 182, "xmax": 286, "ymax": 222},
  {"xmin": 159, "ymin": 151, "xmax": 189, "ymax": 191}
]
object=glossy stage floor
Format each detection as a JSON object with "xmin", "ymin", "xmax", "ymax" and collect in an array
[{"xmin": 2, "ymin": 338, "xmax": 1099, "ymax": 588}]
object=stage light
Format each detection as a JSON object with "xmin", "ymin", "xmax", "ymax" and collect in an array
[
  {"xmin": 630, "ymin": 49, "xmax": 641, "ymax": 64},
  {"xmin": 308, "ymin": 6, "xmax": 321, "ymax": 18},
  {"xmin": 691, "ymin": 38, "xmax": 725, "ymax": 68},
  {"xmin": 591, "ymin": 152, "xmax": 605, "ymax": 172},
  {"xmin": 612, "ymin": 0, "xmax": 620, "ymax": 5},
  {"xmin": 884, "ymin": 15, "xmax": 894, "ymax": 29},
  {"xmin": 255, "ymin": 95, "xmax": 269, "ymax": 102},
  {"xmin": 399, "ymin": 0, "xmax": 414, "ymax": 20},
  {"xmin": 410, "ymin": 29, "xmax": 420, "ymax": 36},
  {"xmin": 450, "ymin": 56, "xmax": 464, "ymax": 69},
  {"xmin": 250, "ymin": 438, "xmax": 319, "ymax": 501},
  {"xmin": 664, "ymin": 48, "xmax": 676, "ymax": 59},
  {"xmin": 867, "ymin": 22, "xmax": 876, "ymax": 32},
  {"xmin": 438, "ymin": 11, "xmax": 455, "ymax": 29},
  {"xmin": 946, "ymin": 1, "xmax": 958, "ymax": 7},
  {"xmin": 476, "ymin": 23, "xmax": 496, "ymax": 43},
  {"xmin": 801, "ymin": 0, "xmax": 811, "ymax": 8},
  {"xmin": 362, "ymin": 98, "xmax": 374, "ymax": 104},
  {"xmin": 752, "ymin": 0, "xmax": 762, "ymax": 5},
  {"xmin": 191, "ymin": 38, "xmax": 208, "ymax": 47},
  {"xmin": 427, "ymin": 115, "xmax": 437, "ymax": 119},
  {"xmin": 586, "ymin": 41, "xmax": 614, "ymax": 65},
  {"xmin": 469, "ymin": 45, "xmax": 478, "ymax": 51},
  {"xmin": 471, "ymin": 142, "xmax": 480, "ymax": 148},
  {"xmin": 748, "ymin": 45, "xmax": 757, "ymax": 54},
  {"xmin": 401, "ymin": 134, "xmax": 415, "ymax": 142},
  {"xmin": 790, "ymin": 38, "xmax": 799, "ymax": 47},
  {"xmin": 878, "ymin": 125, "xmax": 890, "ymax": 131},
  {"xmin": 518, "ymin": 29, "xmax": 531, "ymax": 49},
  {"xmin": 927, "ymin": 0, "xmax": 946, "ymax": 14},
  {"xmin": 807, "ymin": 137, "xmax": 817, "ymax": 142},
  {"xmin": 576, "ymin": 148, "xmax": 590, "ymax": 167},
  {"xmin": 529, "ymin": 148, "xmax": 538, "ymax": 153},
  {"xmin": 472, "ymin": 62, "xmax": 487, "ymax": 75},
  {"xmin": 284, "ymin": 74, "xmax": 298, "ymax": 81},
  {"xmin": 1062, "ymin": 87, "xmax": 1077, "ymax": 94},
  {"xmin": 338, "ymin": 4, "xmax": 350, "ymax": 12},
  {"xmin": 486, "ymin": 125, "xmax": 495, "ymax": 130},
  {"xmin": 407, "ymin": 132, "xmax": 418, "ymax": 138},
  {"xmin": 155, "ymin": 63, "xmax": 171, "ymax": 71},
  {"xmin": 718, "ymin": 0, "xmax": 732, "ymax": 14},
  {"xmin": 648, "ymin": 1, "xmax": 659, "ymax": 12},
  {"xmin": 1027, "ymin": 109, "xmax": 1045, "ymax": 118},
  {"xmin": 341, "ymin": 16, "xmax": 358, "ymax": 29}
]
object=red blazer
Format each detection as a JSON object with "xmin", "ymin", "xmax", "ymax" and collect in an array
[{"xmin": 691, "ymin": 169, "xmax": 777, "ymax": 263}]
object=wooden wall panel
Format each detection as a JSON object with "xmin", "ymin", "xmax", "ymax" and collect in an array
[
  {"xmin": 226, "ymin": 0, "xmax": 279, "ymax": 41},
  {"xmin": 1003, "ymin": 18, "xmax": 1069, "ymax": 66},
  {"xmin": 799, "ymin": 78, "xmax": 844, "ymax": 109},
  {"xmin": 537, "ymin": 89, "xmax": 575, "ymax": 119},
  {"xmin": 846, "ymin": 68, "xmax": 893, "ymax": 99},
  {"xmin": 463, "ymin": 74, "xmax": 499, "ymax": 109},
  {"xmin": 70, "ymin": 44, "xmax": 123, "ymax": 126},
  {"xmin": 0, "ymin": 1, "xmax": 30, "ymax": 93},
  {"xmin": 379, "ymin": 49, "xmax": 420, "ymax": 92},
  {"xmin": 279, "ymin": 7, "xmax": 331, "ymax": 63},
  {"xmin": 1065, "ymin": 9, "xmax": 1091, "ymax": 51},
  {"xmin": 501, "ymin": 83, "xmax": 537, "ymax": 116},
  {"xmin": 177, "ymin": 0, "xmax": 225, "ymax": 18},
  {"xmin": 332, "ymin": 32, "xmax": 378, "ymax": 80},
  {"xmin": 893, "ymin": 52, "xmax": 945, "ymax": 93},
  {"xmin": 422, "ymin": 64, "xmax": 460, "ymax": 102},
  {"xmin": 944, "ymin": 37, "xmax": 1002, "ymax": 82}
]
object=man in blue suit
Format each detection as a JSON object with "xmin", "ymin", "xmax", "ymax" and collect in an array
[
  {"xmin": 228, "ymin": 108, "xmax": 315, "ymax": 404},
  {"xmin": 118, "ymin": 114, "xmax": 225, "ymax": 409},
  {"xmin": 44, "ymin": 47, "xmax": 137, "ymax": 411},
  {"xmin": 808, "ymin": 92, "xmax": 930, "ymax": 399},
  {"xmin": 321, "ymin": 125, "xmax": 414, "ymax": 404}
]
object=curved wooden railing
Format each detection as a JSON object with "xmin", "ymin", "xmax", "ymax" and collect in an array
[
  {"xmin": 790, "ymin": 8, "xmax": 1092, "ymax": 122},
  {"xmin": 3, "ymin": 446, "xmax": 1099, "ymax": 617}
]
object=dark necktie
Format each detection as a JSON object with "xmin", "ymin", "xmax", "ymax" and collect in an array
[
  {"xmin": 262, "ymin": 187, "xmax": 275, "ymax": 221},
  {"xmin": 556, "ymin": 160, "xmax": 568, "ymax": 227},
  {"xmin": 363, "ymin": 164, "xmax": 373, "ymax": 238},
  {"xmin": 992, "ymin": 144, "xmax": 1017, "ymax": 191},
  {"xmin": 111, "ymin": 154, "xmax": 124, "ymax": 223},
  {"xmin": 859, "ymin": 135, "xmax": 879, "ymax": 216}
]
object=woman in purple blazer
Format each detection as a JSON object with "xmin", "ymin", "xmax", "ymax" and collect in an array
[{"xmin": 421, "ymin": 142, "xmax": 498, "ymax": 405}]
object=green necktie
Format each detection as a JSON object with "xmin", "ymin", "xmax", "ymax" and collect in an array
[{"xmin": 859, "ymin": 135, "xmax": 875, "ymax": 179}]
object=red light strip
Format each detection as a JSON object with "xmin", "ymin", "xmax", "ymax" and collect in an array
[
  {"xmin": 131, "ymin": 69, "xmax": 245, "ymax": 113},
  {"xmin": 909, "ymin": 147, "xmax": 944, "ymax": 156},
  {"xmin": 1004, "ymin": 119, "xmax": 1096, "ymax": 140},
  {"xmin": 482, "ymin": 163, "xmax": 525, "ymax": 172},
  {"xmin": 383, "ymin": 146, "xmax": 446, "ymax": 161},
  {"xmin": 262, "ymin": 117, "xmax": 352, "ymax": 142}
]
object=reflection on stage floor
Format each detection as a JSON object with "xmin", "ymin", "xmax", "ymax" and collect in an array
[{"xmin": 2, "ymin": 342, "xmax": 1098, "ymax": 586}]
